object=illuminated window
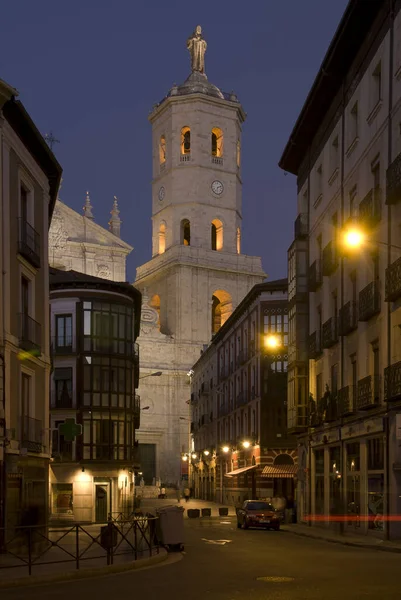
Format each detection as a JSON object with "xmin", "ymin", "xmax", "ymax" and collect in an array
[
  {"xmin": 236, "ymin": 227, "xmax": 241, "ymax": 254},
  {"xmin": 211, "ymin": 127, "xmax": 223, "ymax": 157},
  {"xmin": 181, "ymin": 127, "xmax": 191, "ymax": 154},
  {"xmin": 181, "ymin": 219, "xmax": 191, "ymax": 246},
  {"xmin": 159, "ymin": 135, "xmax": 166, "ymax": 165},
  {"xmin": 211, "ymin": 290, "xmax": 232, "ymax": 334},
  {"xmin": 159, "ymin": 222, "xmax": 166, "ymax": 254},
  {"xmin": 236, "ymin": 140, "xmax": 241, "ymax": 168},
  {"xmin": 211, "ymin": 219, "xmax": 223, "ymax": 251}
]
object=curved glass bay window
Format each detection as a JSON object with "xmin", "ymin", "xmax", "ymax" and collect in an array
[
  {"xmin": 83, "ymin": 300, "xmax": 133, "ymax": 354},
  {"xmin": 81, "ymin": 410, "xmax": 135, "ymax": 461}
]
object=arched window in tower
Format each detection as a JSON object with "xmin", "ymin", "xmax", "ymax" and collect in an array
[
  {"xmin": 236, "ymin": 227, "xmax": 241, "ymax": 254},
  {"xmin": 211, "ymin": 219, "xmax": 223, "ymax": 251},
  {"xmin": 159, "ymin": 135, "xmax": 166, "ymax": 165},
  {"xmin": 181, "ymin": 127, "xmax": 191, "ymax": 155},
  {"xmin": 211, "ymin": 290, "xmax": 232, "ymax": 335},
  {"xmin": 211, "ymin": 127, "xmax": 223, "ymax": 157},
  {"xmin": 236, "ymin": 140, "xmax": 241, "ymax": 168},
  {"xmin": 158, "ymin": 222, "xmax": 166, "ymax": 254},
  {"xmin": 180, "ymin": 219, "xmax": 191, "ymax": 246},
  {"xmin": 149, "ymin": 294, "xmax": 161, "ymax": 327}
]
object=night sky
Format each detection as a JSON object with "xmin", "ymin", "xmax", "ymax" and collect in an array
[{"xmin": 1, "ymin": 0, "xmax": 348, "ymax": 282}]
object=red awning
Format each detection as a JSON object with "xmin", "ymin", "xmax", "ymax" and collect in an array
[{"xmin": 261, "ymin": 464, "xmax": 297, "ymax": 478}]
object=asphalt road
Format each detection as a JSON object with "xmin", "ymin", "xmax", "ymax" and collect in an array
[{"xmin": 2, "ymin": 516, "xmax": 400, "ymax": 600}]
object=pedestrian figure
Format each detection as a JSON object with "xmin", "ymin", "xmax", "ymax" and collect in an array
[
  {"xmin": 176, "ymin": 488, "xmax": 181, "ymax": 503},
  {"xmin": 160, "ymin": 486, "xmax": 166, "ymax": 499},
  {"xmin": 184, "ymin": 487, "xmax": 190, "ymax": 503}
]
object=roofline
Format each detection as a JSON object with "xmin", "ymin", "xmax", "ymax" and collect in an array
[
  {"xmin": 2, "ymin": 98, "xmax": 62, "ymax": 223},
  {"xmin": 149, "ymin": 92, "xmax": 246, "ymax": 124},
  {"xmin": 279, "ymin": 0, "xmax": 385, "ymax": 175}
]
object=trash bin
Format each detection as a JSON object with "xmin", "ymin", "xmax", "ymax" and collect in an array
[{"xmin": 156, "ymin": 505, "xmax": 185, "ymax": 551}]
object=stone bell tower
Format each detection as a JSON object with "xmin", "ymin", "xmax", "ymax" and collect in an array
[{"xmin": 134, "ymin": 26, "xmax": 265, "ymax": 487}]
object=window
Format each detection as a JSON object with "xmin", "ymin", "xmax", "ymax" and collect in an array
[
  {"xmin": 159, "ymin": 135, "xmax": 166, "ymax": 165},
  {"xmin": 315, "ymin": 449, "xmax": 324, "ymax": 515},
  {"xmin": 236, "ymin": 227, "xmax": 241, "ymax": 254},
  {"xmin": 21, "ymin": 276, "xmax": 30, "ymax": 315},
  {"xmin": 350, "ymin": 354, "xmax": 357, "ymax": 409},
  {"xmin": 349, "ymin": 186, "xmax": 357, "ymax": 218},
  {"xmin": 368, "ymin": 437, "xmax": 384, "ymax": 470},
  {"xmin": 211, "ymin": 127, "xmax": 223, "ymax": 157},
  {"xmin": 211, "ymin": 219, "xmax": 223, "ymax": 251},
  {"xmin": 316, "ymin": 373, "xmax": 323, "ymax": 402},
  {"xmin": 181, "ymin": 127, "xmax": 191, "ymax": 155},
  {"xmin": 83, "ymin": 356, "xmax": 133, "ymax": 409},
  {"xmin": 83, "ymin": 301, "xmax": 133, "ymax": 355},
  {"xmin": 149, "ymin": 294, "xmax": 160, "ymax": 327},
  {"xmin": 159, "ymin": 222, "xmax": 166, "ymax": 254},
  {"xmin": 349, "ymin": 102, "xmax": 358, "ymax": 143},
  {"xmin": 21, "ymin": 372, "xmax": 32, "ymax": 418},
  {"xmin": 263, "ymin": 311, "xmax": 288, "ymax": 346},
  {"xmin": 330, "ymin": 136, "xmax": 339, "ymax": 177},
  {"xmin": 373, "ymin": 343, "xmax": 380, "ymax": 402},
  {"xmin": 372, "ymin": 61, "xmax": 382, "ymax": 107},
  {"xmin": 54, "ymin": 367, "xmax": 73, "ymax": 408},
  {"xmin": 315, "ymin": 164, "xmax": 323, "ymax": 202},
  {"xmin": 21, "ymin": 185, "xmax": 28, "ymax": 223},
  {"xmin": 52, "ymin": 483, "xmax": 73, "ymax": 516},
  {"xmin": 331, "ymin": 363, "xmax": 338, "ymax": 397},
  {"xmin": 56, "ymin": 314, "xmax": 72, "ymax": 349},
  {"xmin": 181, "ymin": 219, "xmax": 191, "ymax": 246},
  {"xmin": 372, "ymin": 160, "xmax": 380, "ymax": 197}
]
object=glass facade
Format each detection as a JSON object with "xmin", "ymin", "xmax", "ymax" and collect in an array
[{"xmin": 83, "ymin": 300, "xmax": 133, "ymax": 354}]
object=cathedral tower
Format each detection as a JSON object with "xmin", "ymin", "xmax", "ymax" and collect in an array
[{"xmin": 135, "ymin": 26, "xmax": 265, "ymax": 486}]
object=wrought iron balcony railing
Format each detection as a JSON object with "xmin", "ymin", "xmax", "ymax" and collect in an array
[
  {"xmin": 359, "ymin": 187, "xmax": 382, "ymax": 227},
  {"xmin": 51, "ymin": 336, "xmax": 73, "ymax": 354},
  {"xmin": 357, "ymin": 375, "xmax": 380, "ymax": 409},
  {"xmin": 18, "ymin": 218, "xmax": 41, "ymax": 269},
  {"xmin": 358, "ymin": 281, "xmax": 380, "ymax": 321},
  {"xmin": 338, "ymin": 385, "xmax": 357, "ymax": 415},
  {"xmin": 309, "ymin": 330, "xmax": 322, "ymax": 359},
  {"xmin": 21, "ymin": 416, "xmax": 43, "ymax": 453},
  {"xmin": 322, "ymin": 241, "xmax": 339, "ymax": 276},
  {"xmin": 339, "ymin": 301, "xmax": 358, "ymax": 335},
  {"xmin": 386, "ymin": 151, "xmax": 401, "ymax": 205},
  {"xmin": 18, "ymin": 313, "xmax": 41, "ymax": 353},
  {"xmin": 308, "ymin": 260, "xmax": 322, "ymax": 292},
  {"xmin": 384, "ymin": 361, "xmax": 401, "ymax": 402},
  {"xmin": 385, "ymin": 256, "xmax": 401, "ymax": 302},
  {"xmin": 322, "ymin": 316, "xmax": 338, "ymax": 348},
  {"xmin": 294, "ymin": 213, "xmax": 308, "ymax": 239}
]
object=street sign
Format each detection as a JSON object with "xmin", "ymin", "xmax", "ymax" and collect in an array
[{"xmin": 58, "ymin": 419, "xmax": 82, "ymax": 442}]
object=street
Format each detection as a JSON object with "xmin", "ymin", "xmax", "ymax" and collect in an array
[{"xmin": 1, "ymin": 515, "xmax": 400, "ymax": 600}]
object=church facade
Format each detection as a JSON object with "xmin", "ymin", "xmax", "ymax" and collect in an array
[{"xmin": 135, "ymin": 26, "xmax": 265, "ymax": 488}]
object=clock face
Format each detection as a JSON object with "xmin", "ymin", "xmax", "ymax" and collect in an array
[
  {"xmin": 211, "ymin": 180, "xmax": 224, "ymax": 196},
  {"xmin": 158, "ymin": 186, "xmax": 165, "ymax": 201}
]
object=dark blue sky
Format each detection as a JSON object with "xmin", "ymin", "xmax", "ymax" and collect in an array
[{"xmin": 1, "ymin": 0, "xmax": 347, "ymax": 282}]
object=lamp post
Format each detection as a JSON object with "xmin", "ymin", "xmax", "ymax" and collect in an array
[{"xmin": 139, "ymin": 371, "xmax": 162, "ymax": 380}]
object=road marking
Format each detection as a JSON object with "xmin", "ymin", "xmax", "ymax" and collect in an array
[
  {"xmin": 201, "ymin": 538, "xmax": 233, "ymax": 545},
  {"xmin": 219, "ymin": 521, "xmax": 231, "ymax": 524},
  {"xmin": 256, "ymin": 576, "xmax": 294, "ymax": 583}
]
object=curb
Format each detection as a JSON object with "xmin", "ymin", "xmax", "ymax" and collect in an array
[
  {"xmin": 0, "ymin": 549, "xmax": 168, "ymax": 589},
  {"xmin": 282, "ymin": 527, "xmax": 401, "ymax": 554}
]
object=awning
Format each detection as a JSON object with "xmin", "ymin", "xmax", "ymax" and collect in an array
[
  {"xmin": 261, "ymin": 464, "xmax": 297, "ymax": 478},
  {"xmin": 224, "ymin": 465, "xmax": 257, "ymax": 477}
]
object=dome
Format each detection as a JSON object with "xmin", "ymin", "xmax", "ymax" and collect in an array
[{"xmin": 169, "ymin": 71, "xmax": 225, "ymax": 100}]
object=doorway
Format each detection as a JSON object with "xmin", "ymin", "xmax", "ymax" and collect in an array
[{"xmin": 95, "ymin": 484, "xmax": 108, "ymax": 523}]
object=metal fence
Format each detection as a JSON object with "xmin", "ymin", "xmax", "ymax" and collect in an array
[{"xmin": 0, "ymin": 515, "xmax": 159, "ymax": 577}]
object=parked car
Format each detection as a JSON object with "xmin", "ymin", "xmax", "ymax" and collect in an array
[{"xmin": 236, "ymin": 500, "xmax": 280, "ymax": 530}]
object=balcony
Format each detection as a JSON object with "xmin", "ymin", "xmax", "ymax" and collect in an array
[
  {"xmin": 200, "ymin": 382, "xmax": 210, "ymax": 396},
  {"xmin": 322, "ymin": 316, "xmax": 338, "ymax": 349},
  {"xmin": 384, "ymin": 361, "xmax": 401, "ymax": 402},
  {"xmin": 386, "ymin": 151, "xmax": 401, "ymax": 205},
  {"xmin": 322, "ymin": 241, "xmax": 338, "ymax": 276},
  {"xmin": 358, "ymin": 281, "xmax": 380, "ymax": 321},
  {"xmin": 294, "ymin": 213, "xmax": 308, "ymax": 239},
  {"xmin": 385, "ymin": 257, "xmax": 401, "ymax": 302},
  {"xmin": 339, "ymin": 301, "xmax": 358, "ymax": 335},
  {"xmin": 51, "ymin": 336, "xmax": 73, "ymax": 355},
  {"xmin": 308, "ymin": 260, "xmax": 322, "ymax": 292},
  {"xmin": 287, "ymin": 406, "xmax": 308, "ymax": 433},
  {"xmin": 52, "ymin": 391, "xmax": 73, "ymax": 409},
  {"xmin": 219, "ymin": 365, "xmax": 229, "ymax": 381},
  {"xmin": 18, "ymin": 218, "xmax": 41, "ymax": 269},
  {"xmin": 338, "ymin": 385, "xmax": 356, "ymax": 415},
  {"xmin": 249, "ymin": 339, "xmax": 256, "ymax": 357},
  {"xmin": 357, "ymin": 375, "xmax": 380, "ymax": 409},
  {"xmin": 237, "ymin": 390, "xmax": 248, "ymax": 407},
  {"xmin": 251, "ymin": 385, "xmax": 256, "ymax": 400},
  {"xmin": 21, "ymin": 416, "xmax": 43, "ymax": 453},
  {"xmin": 18, "ymin": 313, "xmax": 41, "ymax": 353},
  {"xmin": 309, "ymin": 330, "xmax": 322, "ymax": 359},
  {"xmin": 200, "ymin": 413, "xmax": 210, "ymax": 426},
  {"xmin": 239, "ymin": 348, "xmax": 248, "ymax": 365},
  {"xmin": 359, "ymin": 188, "xmax": 382, "ymax": 227}
]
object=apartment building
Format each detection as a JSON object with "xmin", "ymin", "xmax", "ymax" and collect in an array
[
  {"xmin": 280, "ymin": 0, "xmax": 401, "ymax": 540},
  {"xmin": 190, "ymin": 280, "xmax": 295, "ymax": 507},
  {"xmin": 0, "ymin": 79, "xmax": 62, "ymax": 531},
  {"xmin": 49, "ymin": 268, "xmax": 142, "ymax": 523}
]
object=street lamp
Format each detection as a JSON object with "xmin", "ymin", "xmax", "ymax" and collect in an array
[
  {"xmin": 242, "ymin": 440, "xmax": 251, "ymax": 449},
  {"xmin": 139, "ymin": 371, "xmax": 162, "ymax": 380},
  {"xmin": 222, "ymin": 445, "xmax": 230, "ymax": 453},
  {"xmin": 203, "ymin": 450, "xmax": 210, "ymax": 456},
  {"xmin": 264, "ymin": 334, "xmax": 281, "ymax": 350}
]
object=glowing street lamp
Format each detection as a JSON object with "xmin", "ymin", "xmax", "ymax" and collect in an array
[
  {"xmin": 182, "ymin": 455, "xmax": 188, "ymax": 462},
  {"xmin": 242, "ymin": 440, "xmax": 251, "ymax": 449},
  {"xmin": 343, "ymin": 228, "xmax": 366, "ymax": 250},
  {"xmin": 203, "ymin": 450, "xmax": 210, "ymax": 456},
  {"xmin": 264, "ymin": 334, "xmax": 281, "ymax": 350},
  {"xmin": 191, "ymin": 453, "xmax": 197, "ymax": 459},
  {"xmin": 222, "ymin": 445, "xmax": 230, "ymax": 453}
]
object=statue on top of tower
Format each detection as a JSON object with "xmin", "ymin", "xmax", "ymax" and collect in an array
[{"xmin": 187, "ymin": 25, "xmax": 207, "ymax": 74}]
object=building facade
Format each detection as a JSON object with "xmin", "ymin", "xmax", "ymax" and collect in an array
[
  {"xmin": 281, "ymin": 0, "xmax": 401, "ymax": 539},
  {"xmin": 190, "ymin": 280, "xmax": 295, "ymax": 507},
  {"xmin": 0, "ymin": 80, "xmax": 62, "ymax": 532},
  {"xmin": 134, "ymin": 27, "xmax": 265, "ymax": 488},
  {"xmin": 49, "ymin": 269, "xmax": 141, "ymax": 522},
  {"xmin": 49, "ymin": 195, "xmax": 132, "ymax": 282}
]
